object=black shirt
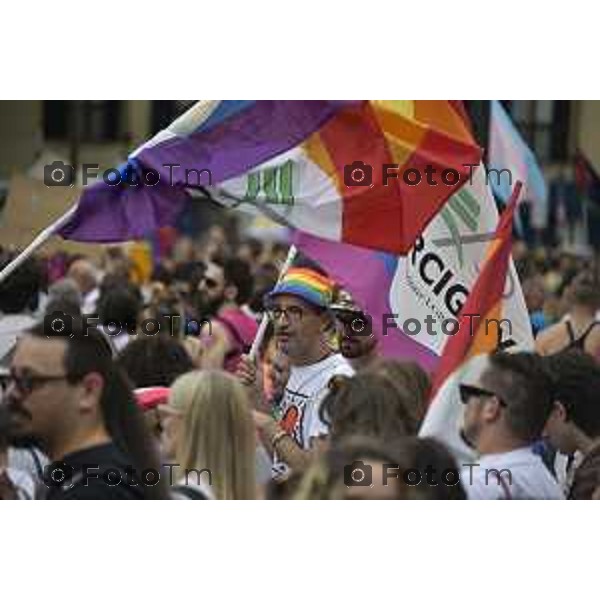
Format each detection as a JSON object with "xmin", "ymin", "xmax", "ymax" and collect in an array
[{"xmin": 44, "ymin": 443, "xmax": 146, "ymax": 500}]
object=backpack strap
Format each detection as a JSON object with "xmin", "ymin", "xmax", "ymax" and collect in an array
[{"xmin": 565, "ymin": 319, "xmax": 577, "ymax": 344}]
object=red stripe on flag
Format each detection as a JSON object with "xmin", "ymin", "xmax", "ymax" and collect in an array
[
  {"xmin": 429, "ymin": 181, "xmax": 523, "ymax": 400},
  {"xmin": 318, "ymin": 101, "xmax": 482, "ymax": 254},
  {"xmin": 317, "ymin": 102, "xmax": 404, "ymax": 252}
]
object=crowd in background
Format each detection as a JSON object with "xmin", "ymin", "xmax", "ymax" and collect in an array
[{"xmin": 1, "ymin": 215, "xmax": 600, "ymax": 500}]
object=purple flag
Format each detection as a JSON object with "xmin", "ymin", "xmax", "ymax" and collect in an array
[{"xmin": 59, "ymin": 101, "xmax": 351, "ymax": 242}]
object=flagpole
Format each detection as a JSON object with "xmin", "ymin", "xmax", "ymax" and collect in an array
[
  {"xmin": 0, "ymin": 203, "xmax": 79, "ymax": 285},
  {"xmin": 247, "ymin": 243, "xmax": 297, "ymax": 361}
]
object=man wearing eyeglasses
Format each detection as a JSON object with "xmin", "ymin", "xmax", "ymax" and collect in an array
[
  {"xmin": 239, "ymin": 266, "xmax": 354, "ymax": 479},
  {"xmin": 3, "ymin": 322, "xmax": 166, "ymax": 499},
  {"xmin": 458, "ymin": 352, "xmax": 564, "ymax": 499}
]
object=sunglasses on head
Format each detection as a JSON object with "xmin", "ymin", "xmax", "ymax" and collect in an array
[{"xmin": 458, "ymin": 383, "xmax": 507, "ymax": 407}]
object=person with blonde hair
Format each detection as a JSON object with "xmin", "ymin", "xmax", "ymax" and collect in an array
[{"xmin": 160, "ymin": 370, "xmax": 258, "ymax": 499}]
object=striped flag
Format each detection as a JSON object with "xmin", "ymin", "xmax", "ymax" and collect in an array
[
  {"xmin": 59, "ymin": 101, "xmax": 481, "ymax": 255},
  {"xmin": 295, "ymin": 163, "xmax": 533, "ymax": 371},
  {"xmin": 488, "ymin": 100, "xmax": 548, "ymax": 229},
  {"xmin": 419, "ymin": 182, "xmax": 533, "ymax": 459}
]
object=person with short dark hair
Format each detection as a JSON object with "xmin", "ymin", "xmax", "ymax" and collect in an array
[
  {"xmin": 4, "ymin": 321, "xmax": 167, "ymax": 499},
  {"xmin": 97, "ymin": 286, "xmax": 142, "ymax": 353},
  {"xmin": 459, "ymin": 352, "xmax": 563, "ymax": 499},
  {"xmin": 196, "ymin": 257, "xmax": 258, "ymax": 372},
  {"xmin": 543, "ymin": 350, "xmax": 600, "ymax": 499},
  {"xmin": 117, "ymin": 336, "xmax": 195, "ymax": 439}
]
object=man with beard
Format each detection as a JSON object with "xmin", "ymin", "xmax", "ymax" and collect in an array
[
  {"xmin": 458, "ymin": 352, "xmax": 563, "ymax": 499},
  {"xmin": 330, "ymin": 289, "xmax": 378, "ymax": 371},
  {"xmin": 4, "ymin": 322, "xmax": 166, "ymax": 499},
  {"xmin": 238, "ymin": 267, "xmax": 354, "ymax": 479},
  {"xmin": 197, "ymin": 257, "xmax": 258, "ymax": 373}
]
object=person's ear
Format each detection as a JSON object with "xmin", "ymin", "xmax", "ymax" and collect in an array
[
  {"xmin": 78, "ymin": 372, "xmax": 104, "ymax": 412},
  {"xmin": 553, "ymin": 400, "xmax": 568, "ymax": 422},
  {"xmin": 482, "ymin": 396, "xmax": 503, "ymax": 423}
]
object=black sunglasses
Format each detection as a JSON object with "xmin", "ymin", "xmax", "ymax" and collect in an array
[
  {"xmin": 4, "ymin": 370, "xmax": 68, "ymax": 397},
  {"xmin": 458, "ymin": 383, "xmax": 507, "ymax": 407}
]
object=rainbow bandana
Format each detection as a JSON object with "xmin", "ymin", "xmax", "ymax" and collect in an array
[{"xmin": 267, "ymin": 267, "xmax": 333, "ymax": 309}]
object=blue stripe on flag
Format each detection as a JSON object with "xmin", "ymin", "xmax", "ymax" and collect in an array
[{"xmin": 195, "ymin": 100, "xmax": 255, "ymax": 134}]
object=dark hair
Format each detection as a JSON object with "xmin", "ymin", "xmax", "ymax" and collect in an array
[
  {"xmin": 0, "ymin": 254, "xmax": 43, "ymax": 314},
  {"xmin": 393, "ymin": 437, "xmax": 467, "ymax": 500},
  {"xmin": 319, "ymin": 372, "xmax": 420, "ymax": 442},
  {"xmin": 484, "ymin": 351, "xmax": 554, "ymax": 443},
  {"xmin": 222, "ymin": 258, "xmax": 254, "ymax": 305},
  {"xmin": 28, "ymin": 320, "xmax": 168, "ymax": 499},
  {"xmin": 544, "ymin": 349, "xmax": 600, "ymax": 437},
  {"xmin": 97, "ymin": 287, "xmax": 141, "ymax": 328},
  {"xmin": 569, "ymin": 272, "xmax": 600, "ymax": 308},
  {"xmin": 249, "ymin": 263, "xmax": 279, "ymax": 314},
  {"xmin": 117, "ymin": 336, "xmax": 194, "ymax": 388}
]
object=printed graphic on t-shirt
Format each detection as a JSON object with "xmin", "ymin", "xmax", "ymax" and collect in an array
[{"xmin": 279, "ymin": 390, "xmax": 308, "ymax": 448}]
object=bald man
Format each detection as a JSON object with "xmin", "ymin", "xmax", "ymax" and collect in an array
[{"xmin": 67, "ymin": 259, "xmax": 100, "ymax": 315}]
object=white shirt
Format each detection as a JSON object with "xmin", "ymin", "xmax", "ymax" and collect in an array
[
  {"xmin": 0, "ymin": 314, "xmax": 37, "ymax": 369},
  {"xmin": 82, "ymin": 288, "xmax": 100, "ymax": 316},
  {"xmin": 272, "ymin": 353, "xmax": 354, "ymax": 478},
  {"xmin": 460, "ymin": 447, "xmax": 564, "ymax": 500}
]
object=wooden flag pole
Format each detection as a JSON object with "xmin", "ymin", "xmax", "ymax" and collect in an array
[{"xmin": 0, "ymin": 203, "xmax": 78, "ymax": 285}]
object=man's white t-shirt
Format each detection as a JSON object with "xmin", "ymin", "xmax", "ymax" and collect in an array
[
  {"xmin": 460, "ymin": 447, "xmax": 564, "ymax": 500},
  {"xmin": 272, "ymin": 353, "xmax": 354, "ymax": 478}
]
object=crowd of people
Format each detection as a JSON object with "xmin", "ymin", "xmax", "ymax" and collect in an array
[{"xmin": 1, "ymin": 221, "xmax": 600, "ymax": 500}]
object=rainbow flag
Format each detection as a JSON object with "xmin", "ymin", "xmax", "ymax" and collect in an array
[
  {"xmin": 59, "ymin": 101, "xmax": 481, "ymax": 255},
  {"xmin": 214, "ymin": 101, "xmax": 481, "ymax": 254},
  {"xmin": 420, "ymin": 182, "xmax": 533, "ymax": 459}
]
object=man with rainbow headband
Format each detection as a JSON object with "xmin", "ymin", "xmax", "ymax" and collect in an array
[{"xmin": 241, "ymin": 266, "xmax": 354, "ymax": 480}]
